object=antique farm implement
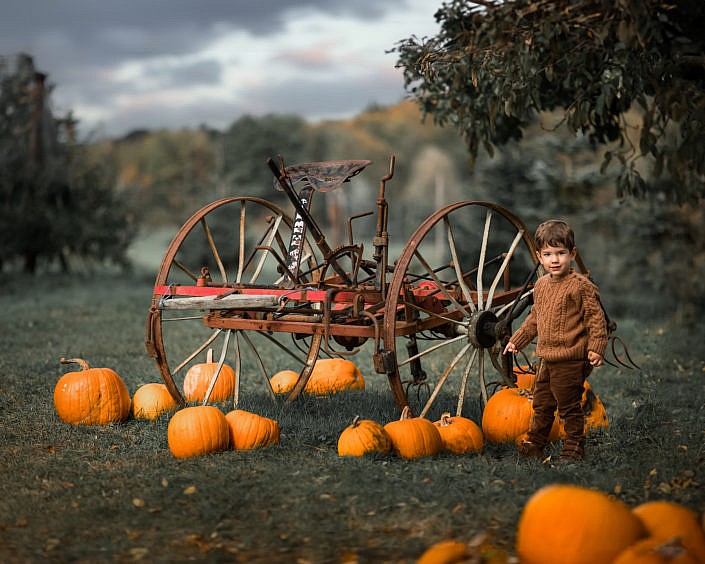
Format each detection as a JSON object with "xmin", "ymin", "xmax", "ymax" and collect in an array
[{"xmin": 145, "ymin": 156, "xmax": 633, "ymax": 418}]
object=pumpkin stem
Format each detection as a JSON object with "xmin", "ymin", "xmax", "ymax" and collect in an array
[
  {"xmin": 351, "ymin": 415, "xmax": 361, "ymax": 427},
  {"xmin": 400, "ymin": 406, "xmax": 411, "ymax": 420},
  {"xmin": 440, "ymin": 412, "xmax": 452, "ymax": 426},
  {"xmin": 60, "ymin": 357, "xmax": 90, "ymax": 371},
  {"xmin": 206, "ymin": 348, "xmax": 213, "ymax": 363}
]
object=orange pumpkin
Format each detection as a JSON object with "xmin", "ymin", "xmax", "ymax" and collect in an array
[
  {"xmin": 131, "ymin": 383, "xmax": 177, "ymax": 419},
  {"xmin": 513, "ymin": 364, "xmax": 537, "ymax": 389},
  {"xmin": 54, "ymin": 357, "xmax": 131, "ymax": 425},
  {"xmin": 183, "ymin": 349, "xmax": 236, "ymax": 403},
  {"xmin": 337, "ymin": 416, "xmax": 392, "ymax": 457},
  {"xmin": 516, "ymin": 484, "xmax": 647, "ymax": 564},
  {"xmin": 481, "ymin": 387, "xmax": 535, "ymax": 443},
  {"xmin": 383, "ymin": 407, "xmax": 442, "ymax": 460},
  {"xmin": 613, "ymin": 536, "xmax": 698, "ymax": 564},
  {"xmin": 270, "ymin": 359, "xmax": 365, "ymax": 395},
  {"xmin": 417, "ymin": 540, "xmax": 470, "ymax": 564},
  {"xmin": 434, "ymin": 413, "xmax": 484, "ymax": 454},
  {"xmin": 224, "ymin": 409, "xmax": 280, "ymax": 450},
  {"xmin": 167, "ymin": 405, "xmax": 230, "ymax": 459},
  {"xmin": 632, "ymin": 501, "xmax": 705, "ymax": 563}
]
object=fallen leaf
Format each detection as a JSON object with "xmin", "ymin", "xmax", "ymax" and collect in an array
[
  {"xmin": 132, "ymin": 498, "xmax": 145, "ymax": 508},
  {"xmin": 183, "ymin": 485, "xmax": 197, "ymax": 495}
]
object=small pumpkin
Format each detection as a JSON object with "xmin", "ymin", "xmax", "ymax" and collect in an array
[
  {"xmin": 183, "ymin": 349, "xmax": 236, "ymax": 403},
  {"xmin": 224, "ymin": 409, "xmax": 280, "ymax": 450},
  {"xmin": 613, "ymin": 536, "xmax": 698, "ymax": 564},
  {"xmin": 513, "ymin": 364, "xmax": 537, "ymax": 389},
  {"xmin": 337, "ymin": 416, "xmax": 392, "ymax": 457},
  {"xmin": 167, "ymin": 405, "xmax": 230, "ymax": 459},
  {"xmin": 417, "ymin": 540, "xmax": 470, "ymax": 564},
  {"xmin": 516, "ymin": 484, "xmax": 647, "ymax": 564},
  {"xmin": 131, "ymin": 383, "xmax": 177, "ymax": 420},
  {"xmin": 434, "ymin": 413, "xmax": 483, "ymax": 454},
  {"xmin": 632, "ymin": 501, "xmax": 705, "ymax": 563},
  {"xmin": 383, "ymin": 406, "xmax": 442, "ymax": 460},
  {"xmin": 54, "ymin": 357, "xmax": 131, "ymax": 425},
  {"xmin": 270, "ymin": 359, "xmax": 365, "ymax": 395}
]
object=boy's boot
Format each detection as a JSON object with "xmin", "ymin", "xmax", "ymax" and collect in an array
[
  {"xmin": 559, "ymin": 437, "xmax": 585, "ymax": 462},
  {"xmin": 517, "ymin": 438, "xmax": 545, "ymax": 459}
]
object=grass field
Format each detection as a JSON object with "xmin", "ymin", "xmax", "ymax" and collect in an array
[{"xmin": 0, "ymin": 271, "xmax": 703, "ymax": 562}]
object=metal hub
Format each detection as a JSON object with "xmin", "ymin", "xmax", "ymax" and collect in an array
[{"xmin": 467, "ymin": 310, "xmax": 499, "ymax": 348}]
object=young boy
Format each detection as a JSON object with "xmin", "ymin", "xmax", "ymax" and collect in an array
[{"xmin": 503, "ymin": 220, "xmax": 608, "ymax": 462}]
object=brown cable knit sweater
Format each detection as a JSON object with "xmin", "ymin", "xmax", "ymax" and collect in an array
[{"xmin": 510, "ymin": 269, "xmax": 608, "ymax": 362}]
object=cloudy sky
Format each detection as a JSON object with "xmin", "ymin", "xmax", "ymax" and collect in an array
[{"xmin": 1, "ymin": 0, "xmax": 441, "ymax": 138}]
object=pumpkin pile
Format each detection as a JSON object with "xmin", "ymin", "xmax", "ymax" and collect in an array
[
  {"xmin": 481, "ymin": 365, "xmax": 608, "ymax": 445},
  {"xmin": 270, "ymin": 358, "xmax": 365, "ymax": 395},
  {"xmin": 419, "ymin": 485, "xmax": 705, "ymax": 563}
]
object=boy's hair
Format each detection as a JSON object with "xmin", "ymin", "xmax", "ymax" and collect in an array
[{"xmin": 535, "ymin": 220, "xmax": 575, "ymax": 250}]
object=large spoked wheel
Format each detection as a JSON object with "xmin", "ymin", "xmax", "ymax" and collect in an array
[
  {"xmin": 382, "ymin": 201, "xmax": 539, "ymax": 419},
  {"xmin": 146, "ymin": 196, "xmax": 322, "ymax": 407}
]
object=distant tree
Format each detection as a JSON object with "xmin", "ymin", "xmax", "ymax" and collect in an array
[
  {"xmin": 393, "ymin": 0, "xmax": 705, "ymax": 203},
  {"xmin": 0, "ymin": 54, "xmax": 134, "ymax": 273}
]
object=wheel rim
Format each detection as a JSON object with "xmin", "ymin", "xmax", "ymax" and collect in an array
[
  {"xmin": 147, "ymin": 196, "xmax": 322, "ymax": 406},
  {"xmin": 382, "ymin": 201, "xmax": 538, "ymax": 418}
]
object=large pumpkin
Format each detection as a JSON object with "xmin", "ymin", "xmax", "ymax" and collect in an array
[
  {"xmin": 337, "ymin": 416, "xmax": 392, "ymax": 457},
  {"xmin": 224, "ymin": 409, "xmax": 280, "ymax": 450},
  {"xmin": 516, "ymin": 484, "xmax": 647, "ymax": 564},
  {"xmin": 632, "ymin": 500, "xmax": 705, "ymax": 563},
  {"xmin": 481, "ymin": 387, "xmax": 535, "ymax": 443},
  {"xmin": 183, "ymin": 349, "xmax": 236, "ymax": 403},
  {"xmin": 54, "ymin": 357, "xmax": 131, "ymax": 425},
  {"xmin": 434, "ymin": 413, "xmax": 484, "ymax": 454},
  {"xmin": 270, "ymin": 359, "xmax": 365, "ymax": 395},
  {"xmin": 131, "ymin": 383, "xmax": 177, "ymax": 420},
  {"xmin": 383, "ymin": 407, "xmax": 442, "ymax": 460},
  {"xmin": 167, "ymin": 405, "xmax": 230, "ymax": 459}
]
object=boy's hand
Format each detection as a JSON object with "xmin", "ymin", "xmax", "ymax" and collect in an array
[
  {"xmin": 588, "ymin": 351, "xmax": 603, "ymax": 367},
  {"xmin": 503, "ymin": 341, "xmax": 517, "ymax": 355}
]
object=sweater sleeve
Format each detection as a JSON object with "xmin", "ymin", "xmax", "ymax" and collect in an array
[
  {"xmin": 510, "ymin": 303, "xmax": 538, "ymax": 351},
  {"xmin": 580, "ymin": 279, "xmax": 608, "ymax": 358}
]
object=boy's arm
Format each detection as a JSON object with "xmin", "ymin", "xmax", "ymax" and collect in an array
[
  {"xmin": 581, "ymin": 280, "xmax": 608, "ymax": 359},
  {"xmin": 504, "ymin": 306, "xmax": 537, "ymax": 354}
]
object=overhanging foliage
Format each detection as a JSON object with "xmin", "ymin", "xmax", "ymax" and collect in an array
[{"xmin": 393, "ymin": 0, "xmax": 705, "ymax": 202}]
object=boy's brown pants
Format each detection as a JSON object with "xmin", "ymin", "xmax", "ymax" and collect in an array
[{"xmin": 527, "ymin": 359, "xmax": 591, "ymax": 453}]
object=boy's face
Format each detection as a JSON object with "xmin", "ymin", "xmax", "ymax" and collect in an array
[{"xmin": 537, "ymin": 244, "xmax": 575, "ymax": 278}]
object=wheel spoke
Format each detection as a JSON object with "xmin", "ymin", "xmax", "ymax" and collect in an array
[
  {"xmin": 232, "ymin": 331, "xmax": 241, "ymax": 408},
  {"xmin": 444, "ymin": 216, "xmax": 477, "ymax": 312},
  {"xmin": 398, "ymin": 333, "xmax": 467, "ymax": 368},
  {"xmin": 236, "ymin": 201, "xmax": 246, "ymax": 283},
  {"xmin": 240, "ymin": 331, "xmax": 276, "ymax": 401},
  {"xmin": 173, "ymin": 259, "xmax": 198, "ymax": 281},
  {"xmin": 413, "ymin": 249, "xmax": 469, "ymax": 314},
  {"xmin": 477, "ymin": 210, "xmax": 493, "ymax": 310},
  {"xmin": 456, "ymin": 348, "xmax": 479, "ymax": 416},
  {"xmin": 200, "ymin": 217, "xmax": 227, "ymax": 284},
  {"xmin": 478, "ymin": 350, "xmax": 488, "ymax": 406},
  {"xmin": 250, "ymin": 213, "xmax": 283, "ymax": 284},
  {"xmin": 202, "ymin": 329, "xmax": 232, "ymax": 405},
  {"xmin": 485, "ymin": 229, "xmax": 524, "ymax": 310},
  {"xmin": 170, "ymin": 329, "xmax": 222, "ymax": 376},
  {"xmin": 419, "ymin": 342, "xmax": 472, "ymax": 418}
]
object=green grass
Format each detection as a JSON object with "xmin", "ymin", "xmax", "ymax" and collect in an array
[{"xmin": 0, "ymin": 272, "xmax": 703, "ymax": 562}]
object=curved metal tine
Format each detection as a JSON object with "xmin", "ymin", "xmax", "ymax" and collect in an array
[
  {"xmin": 419, "ymin": 342, "xmax": 472, "ymax": 418},
  {"xmin": 413, "ymin": 249, "xmax": 469, "ymax": 314},
  {"xmin": 478, "ymin": 349, "xmax": 488, "ymax": 406},
  {"xmin": 456, "ymin": 348, "xmax": 479, "ymax": 416},
  {"xmin": 494, "ymin": 289, "xmax": 533, "ymax": 318},
  {"xmin": 611, "ymin": 335, "xmax": 641, "ymax": 369},
  {"xmin": 274, "ymin": 250, "xmax": 313, "ymax": 286},
  {"xmin": 202, "ymin": 329, "xmax": 231, "ymax": 405},
  {"xmin": 398, "ymin": 333, "xmax": 467, "ymax": 368},
  {"xmin": 477, "ymin": 210, "xmax": 493, "ymax": 310},
  {"xmin": 250, "ymin": 213, "xmax": 283, "ymax": 284},
  {"xmin": 200, "ymin": 217, "xmax": 228, "ymax": 284},
  {"xmin": 236, "ymin": 201, "xmax": 246, "ymax": 284},
  {"xmin": 232, "ymin": 331, "xmax": 242, "ymax": 407},
  {"xmin": 485, "ymin": 230, "xmax": 524, "ymax": 310},
  {"xmin": 256, "ymin": 330, "xmax": 308, "ymax": 365},
  {"xmin": 170, "ymin": 329, "xmax": 222, "ymax": 376},
  {"xmin": 444, "ymin": 216, "xmax": 477, "ymax": 312},
  {"xmin": 240, "ymin": 331, "xmax": 276, "ymax": 401},
  {"xmin": 403, "ymin": 300, "xmax": 472, "ymax": 329}
]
